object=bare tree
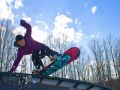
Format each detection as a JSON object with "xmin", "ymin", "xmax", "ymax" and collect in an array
[
  {"xmin": 115, "ymin": 39, "xmax": 120, "ymax": 79},
  {"xmin": 0, "ymin": 19, "xmax": 15, "ymax": 71},
  {"xmin": 89, "ymin": 39, "xmax": 105, "ymax": 84},
  {"xmin": 106, "ymin": 35, "xmax": 120, "ymax": 79}
]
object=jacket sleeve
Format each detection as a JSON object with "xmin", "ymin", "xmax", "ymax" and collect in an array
[
  {"xmin": 10, "ymin": 51, "xmax": 23, "ymax": 72},
  {"xmin": 23, "ymin": 22, "xmax": 32, "ymax": 38}
]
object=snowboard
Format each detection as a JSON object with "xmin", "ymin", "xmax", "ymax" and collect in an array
[{"xmin": 37, "ymin": 47, "xmax": 80, "ymax": 76}]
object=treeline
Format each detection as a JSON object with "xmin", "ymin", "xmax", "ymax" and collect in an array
[{"xmin": 0, "ymin": 20, "xmax": 15, "ymax": 71}]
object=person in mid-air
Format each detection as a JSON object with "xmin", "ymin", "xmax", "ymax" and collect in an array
[{"xmin": 10, "ymin": 20, "xmax": 60, "ymax": 72}]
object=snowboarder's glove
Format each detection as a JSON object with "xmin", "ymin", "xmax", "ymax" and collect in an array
[
  {"xmin": 20, "ymin": 20, "xmax": 31, "ymax": 28},
  {"xmin": 20, "ymin": 20, "xmax": 26, "ymax": 27}
]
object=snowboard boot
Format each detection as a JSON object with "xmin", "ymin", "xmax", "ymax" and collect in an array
[
  {"xmin": 32, "ymin": 66, "xmax": 44, "ymax": 74},
  {"xmin": 49, "ymin": 54, "xmax": 62, "ymax": 62}
]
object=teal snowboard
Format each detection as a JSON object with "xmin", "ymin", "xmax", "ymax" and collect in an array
[{"xmin": 38, "ymin": 47, "xmax": 80, "ymax": 76}]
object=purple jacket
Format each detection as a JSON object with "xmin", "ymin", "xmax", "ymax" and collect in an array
[{"xmin": 10, "ymin": 22, "xmax": 45, "ymax": 72}]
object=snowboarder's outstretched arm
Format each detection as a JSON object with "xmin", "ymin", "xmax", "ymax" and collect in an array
[
  {"xmin": 10, "ymin": 20, "xmax": 32, "ymax": 72},
  {"xmin": 20, "ymin": 20, "xmax": 32, "ymax": 38},
  {"xmin": 10, "ymin": 51, "xmax": 23, "ymax": 72}
]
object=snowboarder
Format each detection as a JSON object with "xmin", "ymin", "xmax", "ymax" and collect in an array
[{"xmin": 10, "ymin": 20, "xmax": 59, "ymax": 72}]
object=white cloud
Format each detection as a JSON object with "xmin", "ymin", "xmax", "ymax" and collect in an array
[
  {"xmin": 13, "ymin": 26, "xmax": 26, "ymax": 35},
  {"xmin": 0, "ymin": 0, "xmax": 23, "ymax": 23},
  {"xmin": 32, "ymin": 26, "xmax": 48, "ymax": 43},
  {"xmin": 6, "ymin": 0, "xmax": 14, "ymax": 5},
  {"xmin": 52, "ymin": 14, "xmax": 84, "ymax": 45},
  {"xmin": 53, "ymin": 14, "xmax": 74, "ymax": 42},
  {"xmin": 54, "ymin": 14, "xmax": 73, "ymax": 28},
  {"xmin": 21, "ymin": 13, "xmax": 32, "ymax": 22},
  {"xmin": 0, "ymin": 0, "xmax": 14, "ymax": 21},
  {"xmin": 13, "ymin": 25, "xmax": 48, "ymax": 43},
  {"xmin": 13, "ymin": 14, "xmax": 85, "ymax": 46},
  {"xmin": 91, "ymin": 6, "xmax": 97, "ymax": 14},
  {"xmin": 14, "ymin": 0, "xmax": 23, "ymax": 9}
]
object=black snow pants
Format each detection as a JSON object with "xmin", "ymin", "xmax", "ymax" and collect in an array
[{"xmin": 32, "ymin": 45, "xmax": 59, "ymax": 70}]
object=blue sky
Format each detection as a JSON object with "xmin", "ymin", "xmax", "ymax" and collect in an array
[{"xmin": 0, "ymin": 0, "xmax": 120, "ymax": 46}]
